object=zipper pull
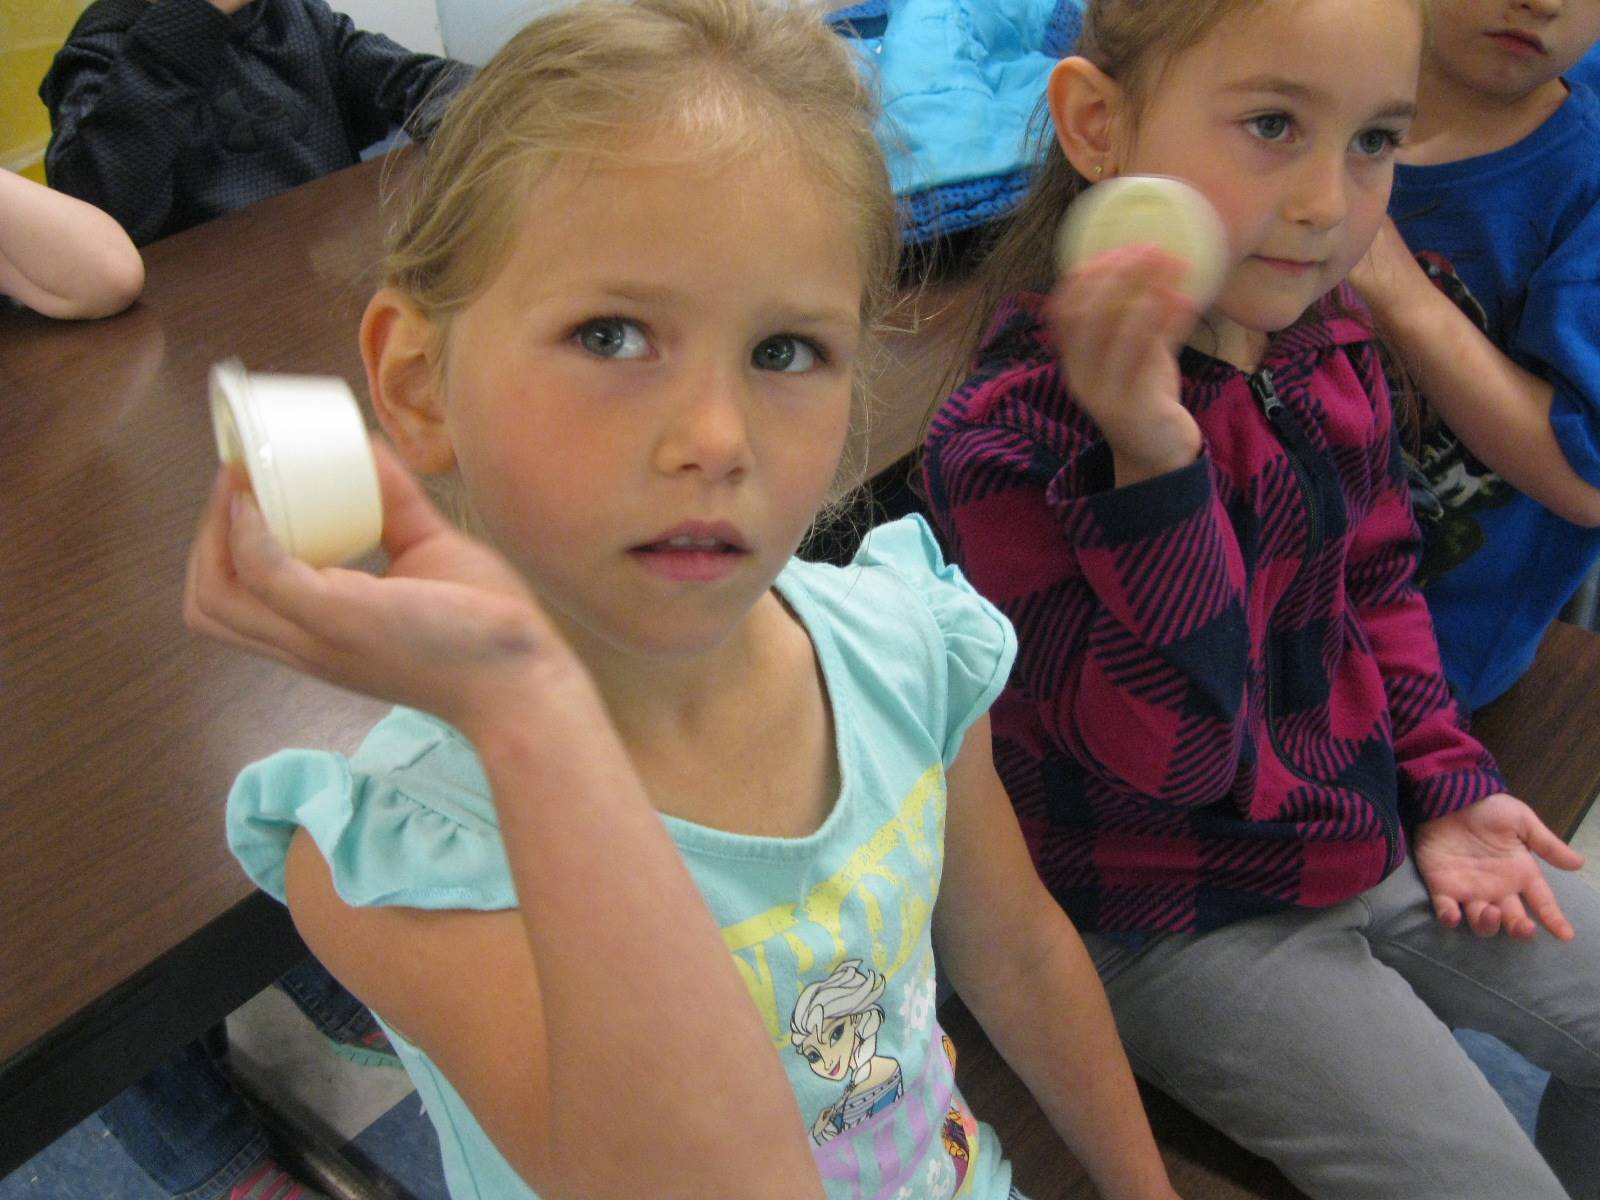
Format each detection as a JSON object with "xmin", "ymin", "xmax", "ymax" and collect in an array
[{"xmin": 1250, "ymin": 368, "xmax": 1284, "ymax": 420}]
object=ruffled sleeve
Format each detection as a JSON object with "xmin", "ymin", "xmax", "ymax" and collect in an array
[
  {"xmin": 854, "ymin": 515, "xmax": 1018, "ymax": 762},
  {"xmin": 226, "ymin": 707, "xmax": 518, "ymax": 912}
]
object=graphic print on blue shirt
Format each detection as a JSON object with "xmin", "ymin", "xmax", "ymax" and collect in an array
[
  {"xmin": 792, "ymin": 961, "xmax": 905, "ymax": 1143},
  {"xmin": 707, "ymin": 760, "xmax": 985, "ymax": 1198},
  {"xmin": 1394, "ymin": 251, "xmax": 1518, "ymax": 586}
]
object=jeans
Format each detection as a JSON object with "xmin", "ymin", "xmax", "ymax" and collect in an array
[
  {"xmin": 99, "ymin": 956, "xmax": 374, "ymax": 1200},
  {"xmin": 1083, "ymin": 861, "xmax": 1600, "ymax": 1200}
]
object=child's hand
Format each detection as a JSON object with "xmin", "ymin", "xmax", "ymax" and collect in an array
[
  {"xmin": 1050, "ymin": 245, "xmax": 1202, "ymax": 487},
  {"xmin": 184, "ymin": 441, "xmax": 593, "ymax": 740},
  {"xmin": 1413, "ymin": 793, "xmax": 1587, "ymax": 941},
  {"xmin": 1346, "ymin": 216, "xmax": 1423, "ymax": 327}
]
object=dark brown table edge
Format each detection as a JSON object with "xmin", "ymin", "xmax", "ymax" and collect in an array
[{"xmin": 0, "ymin": 891, "xmax": 306, "ymax": 1176}]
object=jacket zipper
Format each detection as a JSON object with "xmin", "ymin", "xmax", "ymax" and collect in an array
[{"xmin": 1249, "ymin": 368, "xmax": 1400, "ymax": 873}]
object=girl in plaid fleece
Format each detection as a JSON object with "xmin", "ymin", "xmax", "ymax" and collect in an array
[{"xmin": 923, "ymin": 2, "xmax": 1600, "ymax": 1197}]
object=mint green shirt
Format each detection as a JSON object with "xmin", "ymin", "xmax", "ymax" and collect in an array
[{"xmin": 229, "ymin": 516, "xmax": 1018, "ymax": 1199}]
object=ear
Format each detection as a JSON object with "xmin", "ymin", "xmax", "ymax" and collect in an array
[
  {"xmin": 1047, "ymin": 56, "xmax": 1124, "ymax": 181},
  {"xmin": 360, "ymin": 287, "xmax": 456, "ymax": 475}
]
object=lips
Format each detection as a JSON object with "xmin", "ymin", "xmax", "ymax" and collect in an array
[
  {"xmin": 1487, "ymin": 28, "xmax": 1546, "ymax": 55},
  {"xmin": 629, "ymin": 520, "xmax": 750, "ymax": 582},
  {"xmin": 1254, "ymin": 255, "xmax": 1321, "ymax": 275},
  {"xmin": 633, "ymin": 521, "xmax": 749, "ymax": 556}
]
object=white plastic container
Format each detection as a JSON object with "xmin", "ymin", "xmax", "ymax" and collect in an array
[
  {"xmin": 1055, "ymin": 174, "xmax": 1229, "ymax": 311},
  {"xmin": 209, "ymin": 359, "xmax": 382, "ymax": 566}
]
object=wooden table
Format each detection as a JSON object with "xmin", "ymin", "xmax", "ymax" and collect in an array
[{"xmin": 0, "ymin": 157, "xmax": 391, "ymax": 1174}]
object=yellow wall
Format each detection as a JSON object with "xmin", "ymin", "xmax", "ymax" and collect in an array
[{"xmin": 2, "ymin": 0, "xmax": 92, "ymax": 182}]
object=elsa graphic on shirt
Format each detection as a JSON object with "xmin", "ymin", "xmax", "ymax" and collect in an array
[{"xmin": 791, "ymin": 960, "xmax": 904, "ymax": 1144}]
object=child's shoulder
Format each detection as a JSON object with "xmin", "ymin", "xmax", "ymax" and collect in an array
[
  {"xmin": 782, "ymin": 515, "xmax": 1016, "ymax": 713},
  {"xmin": 227, "ymin": 706, "xmax": 515, "ymax": 913},
  {"xmin": 933, "ymin": 289, "xmax": 1082, "ymax": 434},
  {"xmin": 786, "ymin": 515, "xmax": 973, "ymax": 630},
  {"xmin": 1554, "ymin": 77, "xmax": 1600, "ymax": 144}
]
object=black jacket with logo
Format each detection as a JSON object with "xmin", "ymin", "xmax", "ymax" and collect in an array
[{"xmin": 40, "ymin": 0, "xmax": 466, "ymax": 245}]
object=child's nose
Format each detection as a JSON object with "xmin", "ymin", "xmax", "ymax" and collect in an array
[
  {"xmin": 654, "ymin": 366, "xmax": 753, "ymax": 482},
  {"xmin": 1284, "ymin": 151, "xmax": 1348, "ymax": 231}
]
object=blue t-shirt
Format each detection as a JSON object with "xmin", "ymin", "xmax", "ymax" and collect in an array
[
  {"xmin": 1389, "ymin": 80, "xmax": 1600, "ymax": 710},
  {"xmin": 228, "ymin": 516, "xmax": 1020, "ymax": 1200}
]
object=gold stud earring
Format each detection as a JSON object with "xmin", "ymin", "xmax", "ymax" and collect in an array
[{"xmin": 1093, "ymin": 162, "xmax": 1105, "ymax": 178}]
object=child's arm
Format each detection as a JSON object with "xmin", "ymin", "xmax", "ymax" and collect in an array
[
  {"xmin": 933, "ymin": 716, "xmax": 1180, "ymax": 1200},
  {"xmin": 186, "ymin": 449, "xmax": 824, "ymax": 1200},
  {"xmin": 320, "ymin": 7, "xmax": 468, "ymax": 145},
  {"xmin": 1350, "ymin": 216, "xmax": 1600, "ymax": 527},
  {"xmin": 1337, "ymin": 341, "xmax": 1585, "ymax": 940},
  {"xmin": 41, "ymin": 0, "xmax": 244, "ymax": 245},
  {"xmin": 0, "ymin": 170, "xmax": 143, "ymax": 318}
]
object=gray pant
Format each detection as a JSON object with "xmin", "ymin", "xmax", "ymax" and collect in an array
[{"xmin": 1084, "ymin": 862, "xmax": 1600, "ymax": 1200}]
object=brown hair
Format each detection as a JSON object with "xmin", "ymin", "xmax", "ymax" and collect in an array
[{"xmin": 378, "ymin": 0, "xmax": 900, "ymax": 520}]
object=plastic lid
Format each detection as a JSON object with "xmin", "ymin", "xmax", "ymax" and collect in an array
[
  {"xmin": 1055, "ymin": 174, "xmax": 1229, "ymax": 310},
  {"xmin": 209, "ymin": 359, "xmax": 382, "ymax": 566}
]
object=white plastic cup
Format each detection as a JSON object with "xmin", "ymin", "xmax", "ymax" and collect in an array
[
  {"xmin": 209, "ymin": 358, "xmax": 382, "ymax": 566},
  {"xmin": 1055, "ymin": 174, "xmax": 1229, "ymax": 311}
]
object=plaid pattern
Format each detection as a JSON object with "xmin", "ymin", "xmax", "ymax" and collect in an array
[{"xmin": 924, "ymin": 288, "xmax": 1504, "ymax": 934}]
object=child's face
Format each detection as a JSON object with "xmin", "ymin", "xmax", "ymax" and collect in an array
[
  {"xmin": 798, "ymin": 1014, "xmax": 860, "ymax": 1081},
  {"xmin": 1115, "ymin": 0, "xmax": 1422, "ymax": 339},
  {"xmin": 1423, "ymin": 0, "xmax": 1600, "ymax": 97},
  {"xmin": 436, "ymin": 142, "xmax": 863, "ymax": 661}
]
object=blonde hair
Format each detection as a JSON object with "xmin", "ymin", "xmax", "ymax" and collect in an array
[{"xmin": 380, "ymin": 0, "xmax": 900, "ymax": 522}]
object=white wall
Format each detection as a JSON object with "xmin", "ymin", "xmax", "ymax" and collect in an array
[
  {"xmin": 328, "ymin": 0, "xmax": 561, "ymax": 66},
  {"xmin": 435, "ymin": 0, "xmax": 562, "ymax": 65},
  {"xmin": 332, "ymin": 0, "xmax": 444, "ymax": 55}
]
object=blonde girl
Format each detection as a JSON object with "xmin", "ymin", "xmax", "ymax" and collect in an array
[
  {"xmin": 185, "ymin": 2, "xmax": 1182, "ymax": 1198},
  {"xmin": 922, "ymin": 1, "xmax": 1600, "ymax": 1197}
]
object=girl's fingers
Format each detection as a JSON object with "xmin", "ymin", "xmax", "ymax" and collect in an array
[
  {"xmin": 1496, "ymin": 894, "xmax": 1535, "ymax": 942},
  {"xmin": 1464, "ymin": 899, "xmax": 1501, "ymax": 938},
  {"xmin": 370, "ymin": 439, "xmax": 454, "ymax": 559},
  {"xmin": 1520, "ymin": 810, "xmax": 1586, "ymax": 871},
  {"xmin": 1523, "ymin": 873, "xmax": 1576, "ymax": 942},
  {"xmin": 1432, "ymin": 893, "xmax": 1462, "ymax": 928},
  {"xmin": 1059, "ymin": 253, "xmax": 1184, "ymax": 404},
  {"xmin": 198, "ymin": 488, "xmax": 338, "ymax": 660}
]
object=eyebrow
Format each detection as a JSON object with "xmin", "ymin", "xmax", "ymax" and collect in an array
[
  {"xmin": 1221, "ymin": 75, "xmax": 1417, "ymax": 121},
  {"xmin": 596, "ymin": 285, "xmax": 860, "ymax": 329}
]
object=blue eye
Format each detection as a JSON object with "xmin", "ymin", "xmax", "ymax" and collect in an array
[
  {"xmin": 576, "ymin": 318, "xmax": 649, "ymax": 360},
  {"xmin": 1352, "ymin": 127, "xmax": 1404, "ymax": 158},
  {"xmin": 752, "ymin": 335, "xmax": 821, "ymax": 373},
  {"xmin": 1247, "ymin": 113, "xmax": 1293, "ymax": 143}
]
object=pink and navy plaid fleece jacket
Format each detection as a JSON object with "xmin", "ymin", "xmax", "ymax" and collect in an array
[{"xmin": 923, "ymin": 288, "xmax": 1504, "ymax": 934}]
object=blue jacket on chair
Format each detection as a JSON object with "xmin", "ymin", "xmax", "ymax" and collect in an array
[{"xmin": 831, "ymin": 0, "xmax": 1083, "ymax": 243}]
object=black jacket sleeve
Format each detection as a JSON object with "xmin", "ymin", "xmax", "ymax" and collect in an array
[{"xmin": 306, "ymin": 0, "xmax": 467, "ymax": 145}]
